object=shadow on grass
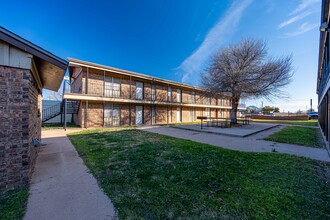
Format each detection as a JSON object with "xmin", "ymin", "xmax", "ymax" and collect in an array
[{"xmin": 68, "ymin": 128, "xmax": 330, "ymax": 219}]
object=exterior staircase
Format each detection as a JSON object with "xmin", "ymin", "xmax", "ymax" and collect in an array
[{"xmin": 42, "ymin": 100, "xmax": 80, "ymax": 123}]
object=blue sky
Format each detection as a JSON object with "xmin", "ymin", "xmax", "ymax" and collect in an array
[{"xmin": 0, "ymin": 0, "xmax": 321, "ymax": 112}]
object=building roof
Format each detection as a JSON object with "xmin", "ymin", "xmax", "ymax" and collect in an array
[
  {"xmin": 0, "ymin": 26, "xmax": 68, "ymax": 91},
  {"xmin": 68, "ymin": 57, "xmax": 231, "ymax": 97},
  {"xmin": 317, "ymin": 0, "xmax": 330, "ymax": 93}
]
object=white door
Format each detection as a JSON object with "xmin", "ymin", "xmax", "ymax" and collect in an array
[
  {"xmin": 151, "ymin": 107, "xmax": 156, "ymax": 124},
  {"xmin": 176, "ymin": 107, "xmax": 181, "ymax": 122},
  {"xmin": 136, "ymin": 106, "xmax": 143, "ymax": 125},
  {"xmin": 136, "ymin": 82, "xmax": 143, "ymax": 100},
  {"xmin": 190, "ymin": 109, "xmax": 194, "ymax": 122},
  {"xmin": 206, "ymin": 108, "xmax": 210, "ymax": 118}
]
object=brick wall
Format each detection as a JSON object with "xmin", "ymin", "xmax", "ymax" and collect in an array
[
  {"xmin": 0, "ymin": 66, "xmax": 41, "ymax": 189},
  {"xmin": 155, "ymin": 106, "xmax": 167, "ymax": 124}
]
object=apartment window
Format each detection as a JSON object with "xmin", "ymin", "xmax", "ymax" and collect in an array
[
  {"xmin": 151, "ymin": 84, "xmax": 156, "ymax": 101},
  {"xmin": 104, "ymin": 76, "xmax": 121, "ymax": 97},
  {"xmin": 206, "ymin": 97, "xmax": 211, "ymax": 105},
  {"xmin": 177, "ymin": 89, "xmax": 181, "ymax": 103},
  {"xmin": 104, "ymin": 104, "xmax": 120, "ymax": 126},
  {"xmin": 136, "ymin": 81, "xmax": 144, "ymax": 100},
  {"xmin": 168, "ymin": 87, "xmax": 172, "ymax": 102},
  {"xmin": 189, "ymin": 92, "xmax": 195, "ymax": 104}
]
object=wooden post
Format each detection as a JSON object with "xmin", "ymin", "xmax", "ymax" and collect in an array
[
  {"xmin": 129, "ymin": 76, "xmax": 132, "ymax": 99},
  {"xmin": 86, "ymin": 67, "xmax": 89, "ymax": 94}
]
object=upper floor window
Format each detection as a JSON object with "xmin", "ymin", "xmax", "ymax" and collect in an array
[
  {"xmin": 151, "ymin": 84, "xmax": 156, "ymax": 101},
  {"xmin": 105, "ymin": 76, "xmax": 121, "ymax": 97},
  {"xmin": 206, "ymin": 97, "xmax": 211, "ymax": 105},
  {"xmin": 177, "ymin": 89, "xmax": 181, "ymax": 103},
  {"xmin": 168, "ymin": 87, "xmax": 172, "ymax": 101},
  {"xmin": 136, "ymin": 81, "xmax": 144, "ymax": 100},
  {"xmin": 189, "ymin": 92, "xmax": 195, "ymax": 104}
]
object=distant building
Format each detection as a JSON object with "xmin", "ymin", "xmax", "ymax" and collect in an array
[
  {"xmin": 318, "ymin": 0, "xmax": 330, "ymax": 148},
  {"xmin": 63, "ymin": 58, "xmax": 245, "ymax": 128}
]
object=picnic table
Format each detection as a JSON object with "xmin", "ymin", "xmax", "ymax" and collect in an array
[{"xmin": 237, "ymin": 116, "xmax": 250, "ymax": 125}]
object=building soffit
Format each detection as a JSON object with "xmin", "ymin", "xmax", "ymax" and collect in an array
[{"xmin": 0, "ymin": 26, "xmax": 68, "ymax": 91}]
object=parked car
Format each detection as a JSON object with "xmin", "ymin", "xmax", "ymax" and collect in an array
[
  {"xmin": 308, "ymin": 112, "xmax": 318, "ymax": 120},
  {"xmin": 264, "ymin": 113, "xmax": 275, "ymax": 116}
]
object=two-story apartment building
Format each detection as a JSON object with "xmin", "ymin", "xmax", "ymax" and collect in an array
[
  {"xmin": 64, "ymin": 58, "xmax": 236, "ymax": 128},
  {"xmin": 318, "ymin": 0, "xmax": 330, "ymax": 148}
]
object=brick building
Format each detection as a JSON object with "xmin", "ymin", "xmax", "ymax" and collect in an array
[
  {"xmin": 318, "ymin": 0, "xmax": 330, "ymax": 150},
  {"xmin": 64, "ymin": 58, "xmax": 240, "ymax": 128},
  {"xmin": 0, "ymin": 27, "xmax": 67, "ymax": 189}
]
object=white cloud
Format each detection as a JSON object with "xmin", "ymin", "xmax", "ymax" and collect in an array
[
  {"xmin": 278, "ymin": 10, "xmax": 316, "ymax": 29},
  {"xmin": 285, "ymin": 22, "xmax": 319, "ymax": 36},
  {"xmin": 278, "ymin": 0, "xmax": 320, "ymax": 29},
  {"xmin": 290, "ymin": 0, "xmax": 320, "ymax": 16},
  {"xmin": 178, "ymin": 0, "xmax": 253, "ymax": 84}
]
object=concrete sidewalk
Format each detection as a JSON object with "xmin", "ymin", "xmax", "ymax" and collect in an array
[
  {"xmin": 139, "ymin": 126, "xmax": 330, "ymax": 162},
  {"xmin": 172, "ymin": 122, "xmax": 279, "ymax": 137},
  {"xmin": 24, "ymin": 129, "xmax": 117, "ymax": 220}
]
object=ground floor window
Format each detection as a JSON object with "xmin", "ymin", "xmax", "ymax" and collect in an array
[{"xmin": 104, "ymin": 104, "xmax": 120, "ymax": 126}]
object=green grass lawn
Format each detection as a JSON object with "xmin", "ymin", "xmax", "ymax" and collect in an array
[
  {"xmin": 264, "ymin": 126, "xmax": 325, "ymax": 148},
  {"xmin": 68, "ymin": 128, "xmax": 330, "ymax": 219},
  {"xmin": 42, "ymin": 122, "xmax": 79, "ymax": 130},
  {"xmin": 252, "ymin": 119, "xmax": 318, "ymax": 127},
  {"xmin": 0, "ymin": 188, "xmax": 29, "ymax": 220}
]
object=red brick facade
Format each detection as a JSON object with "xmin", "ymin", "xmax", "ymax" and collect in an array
[{"xmin": 0, "ymin": 66, "xmax": 41, "ymax": 189}]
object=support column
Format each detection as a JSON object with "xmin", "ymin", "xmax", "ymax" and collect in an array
[
  {"xmin": 64, "ymin": 99, "xmax": 67, "ymax": 131},
  {"xmin": 86, "ymin": 67, "xmax": 89, "ymax": 94},
  {"xmin": 85, "ymin": 100, "xmax": 88, "ymax": 128},
  {"xmin": 129, "ymin": 76, "xmax": 132, "ymax": 99}
]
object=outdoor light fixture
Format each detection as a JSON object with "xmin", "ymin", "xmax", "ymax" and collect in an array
[{"xmin": 320, "ymin": 22, "xmax": 329, "ymax": 32}]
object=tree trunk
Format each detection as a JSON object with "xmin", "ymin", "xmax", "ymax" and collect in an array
[{"xmin": 231, "ymin": 96, "xmax": 240, "ymax": 124}]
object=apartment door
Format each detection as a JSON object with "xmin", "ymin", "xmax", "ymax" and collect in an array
[
  {"xmin": 151, "ymin": 107, "xmax": 156, "ymax": 124},
  {"xmin": 168, "ymin": 108, "xmax": 172, "ymax": 123},
  {"xmin": 205, "ymin": 108, "xmax": 210, "ymax": 118},
  {"xmin": 136, "ymin": 106, "xmax": 143, "ymax": 125},
  {"xmin": 176, "ymin": 107, "xmax": 181, "ymax": 122},
  {"xmin": 190, "ymin": 108, "xmax": 194, "ymax": 122},
  {"xmin": 136, "ymin": 82, "xmax": 143, "ymax": 100}
]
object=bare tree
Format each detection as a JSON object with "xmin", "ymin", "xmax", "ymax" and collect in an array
[{"xmin": 201, "ymin": 38, "xmax": 293, "ymax": 123}]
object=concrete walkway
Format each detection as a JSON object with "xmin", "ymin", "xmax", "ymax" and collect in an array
[
  {"xmin": 172, "ymin": 122, "xmax": 279, "ymax": 137},
  {"xmin": 24, "ymin": 129, "xmax": 117, "ymax": 220},
  {"xmin": 139, "ymin": 126, "xmax": 330, "ymax": 162}
]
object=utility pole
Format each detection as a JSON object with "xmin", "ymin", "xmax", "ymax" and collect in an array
[{"xmin": 310, "ymin": 99, "xmax": 312, "ymax": 112}]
